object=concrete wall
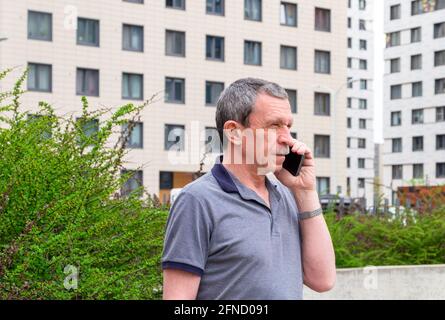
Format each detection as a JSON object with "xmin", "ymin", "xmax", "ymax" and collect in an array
[{"xmin": 304, "ymin": 264, "xmax": 445, "ymax": 300}]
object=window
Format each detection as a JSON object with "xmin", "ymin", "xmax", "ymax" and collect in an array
[
  {"xmin": 124, "ymin": 0, "xmax": 144, "ymax": 3},
  {"xmin": 359, "ymin": 39, "xmax": 367, "ymax": 50},
  {"xmin": 358, "ymin": 158, "xmax": 365, "ymax": 169},
  {"xmin": 159, "ymin": 171, "xmax": 173, "ymax": 190},
  {"xmin": 166, "ymin": 30, "xmax": 185, "ymax": 57},
  {"xmin": 348, "ymin": 38, "xmax": 352, "ymax": 48},
  {"xmin": 360, "ymin": 79, "xmax": 367, "ymax": 90},
  {"xmin": 206, "ymin": 0, "xmax": 224, "ymax": 15},
  {"xmin": 413, "ymin": 164, "xmax": 424, "ymax": 179},
  {"xmin": 27, "ymin": 114, "xmax": 52, "ymax": 139},
  {"xmin": 437, "ymin": 0, "xmax": 445, "ymax": 10},
  {"xmin": 77, "ymin": 18, "xmax": 99, "ymax": 46},
  {"xmin": 286, "ymin": 89, "xmax": 297, "ymax": 113},
  {"xmin": 434, "ymin": 22, "xmax": 445, "ymax": 38},
  {"xmin": 77, "ymin": 118, "xmax": 99, "ymax": 144},
  {"xmin": 387, "ymin": 31, "xmax": 400, "ymax": 47},
  {"xmin": 245, "ymin": 0, "xmax": 262, "ymax": 21},
  {"xmin": 347, "ymin": 177, "xmax": 351, "ymax": 195},
  {"xmin": 347, "ymin": 137, "xmax": 351, "ymax": 148},
  {"xmin": 391, "ymin": 84, "xmax": 402, "ymax": 100},
  {"xmin": 314, "ymin": 7, "xmax": 330, "ymax": 32},
  {"xmin": 390, "ymin": 58, "xmax": 400, "ymax": 73},
  {"xmin": 411, "ymin": 0, "xmax": 424, "ymax": 15},
  {"xmin": 206, "ymin": 35, "xmax": 224, "ymax": 61},
  {"xmin": 359, "ymin": 59, "xmax": 367, "ymax": 70},
  {"xmin": 392, "ymin": 138, "xmax": 402, "ymax": 153},
  {"xmin": 347, "ymin": 117, "xmax": 352, "ymax": 128},
  {"xmin": 314, "ymin": 92, "xmax": 330, "ymax": 116},
  {"xmin": 348, "ymin": 0, "xmax": 351, "ymax": 8},
  {"xmin": 359, "ymin": 99, "xmax": 367, "ymax": 109},
  {"xmin": 166, "ymin": 0, "xmax": 185, "ymax": 10},
  {"xmin": 316, "ymin": 177, "xmax": 330, "ymax": 195},
  {"xmin": 165, "ymin": 77, "xmax": 185, "ymax": 103},
  {"xmin": 437, "ymin": 106, "xmax": 445, "ymax": 122},
  {"xmin": 122, "ymin": 73, "xmax": 143, "ymax": 100},
  {"xmin": 412, "ymin": 136, "xmax": 423, "ymax": 151},
  {"xmin": 347, "ymin": 58, "xmax": 352, "ymax": 68},
  {"xmin": 358, "ymin": 178, "xmax": 365, "ymax": 189},
  {"xmin": 412, "ymin": 109, "xmax": 424, "ymax": 124},
  {"xmin": 122, "ymin": 24, "xmax": 143, "ymax": 52},
  {"xmin": 359, "ymin": 0, "xmax": 366, "ymax": 10},
  {"xmin": 348, "ymin": 17, "xmax": 351, "ymax": 28},
  {"xmin": 435, "ymin": 50, "xmax": 445, "ymax": 67},
  {"xmin": 347, "ymin": 157, "xmax": 351, "ymax": 168},
  {"xmin": 164, "ymin": 124, "xmax": 185, "ymax": 151},
  {"xmin": 76, "ymin": 68, "xmax": 99, "ymax": 96},
  {"xmin": 28, "ymin": 10, "xmax": 52, "ymax": 41},
  {"xmin": 390, "ymin": 4, "xmax": 401, "ymax": 20},
  {"xmin": 358, "ymin": 138, "xmax": 366, "ymax": 149},
  {"xmin": 244, "ymin": 40, "xmax": 262, "ymax": 65},
  {"xmin": 280, "ymin": 45, "xmax": 297, "ymax": 70},
  {"xmin": 121, "ymin": 170, "xmax": 143, "ymax": 197},
  {"xmin": 280, "ymin": 2, "xmax": 297, "ymax": 27},
  {"xmin": 412, "ymin": 81, "xmax": 422, "ymax": 97},
  {"xmin": 410, "ymin": 27, "xmax": 421, "ymax": 43},
  {"xmin": 435, "ymin": 78, "xmax": 445, "ymax": 94},
  {"xmin": 359, "ymin": 118, "xmax": 366, "ymax": 129},
  {"xmin": 314, "ymin": 135, "xmax": 330, "ymax": 158},
  {"xmin": 27, "ymin": 63, "xmax": 52, "ymax": 92},
  {"xmin": 348, "ymin": 98, "xmax": 352, "ymax": 109},
  {"xmin": 205, "ymin": 81, "xmax": 224, "ymax": 106},
  {"xmin": 391, "ymin": 111, "xmax": 402, "ymax": 126},
  {"xmin": 437, "ymin": 134, "xmax": 445, "ymax": 150},
  {"xmin": 204, "ymin": 127, "xmax": 221, "ymax": 154},
  {"xmin": 436, "ymin": 163, "xmax": 445, "ymax": 178},
  {"xmin": 411, "ymin": 54, "xmax": 422, "ymax": 70},
  {"xmin": 359, "ymin": 19, "xmax": 366, "ymax": 30},
  {"xmin": 392, "ymin": 165, "xmax": 403, "ymax": 179},
  {"xmin": 123, "ymin": 121, "xmax": 143, "ymax": 148},
  {"xmin": 314, "ymin": 50, "xmax": 330, "ymax": 74}
]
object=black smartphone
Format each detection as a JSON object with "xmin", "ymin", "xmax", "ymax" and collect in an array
[{"xmin": 282, "ymin": 151, "xmax": 305, "ymax": 176}]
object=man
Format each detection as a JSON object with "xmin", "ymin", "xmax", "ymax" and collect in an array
[{"xmin": 162, "ymin": 78, "xmax": 336, "ymax": 300}]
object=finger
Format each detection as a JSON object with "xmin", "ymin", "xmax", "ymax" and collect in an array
[{"xmin": 292, "ymin": 143, "xmax": 307, "ymax": 155}]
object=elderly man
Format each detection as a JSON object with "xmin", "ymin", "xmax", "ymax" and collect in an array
[{"xmin": 162, "ymin": 78, "xmax": 336, "ymax": 300}]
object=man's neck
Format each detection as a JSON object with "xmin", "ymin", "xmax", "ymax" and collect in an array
[{"xmin": 221, "ymin": 154, "xmax": 267, "ymax": 192}]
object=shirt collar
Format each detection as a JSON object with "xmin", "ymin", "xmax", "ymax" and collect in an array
[{"xmin": 211, "ymin": 155, "xmax": 282, "ymax": 207}]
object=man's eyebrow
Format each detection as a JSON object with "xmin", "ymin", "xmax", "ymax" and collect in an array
[{"xmin": 265, "ymin": 117, "xmax": 293, "ymax": 126}]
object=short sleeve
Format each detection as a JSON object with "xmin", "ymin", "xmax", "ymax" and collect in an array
[{"xmin": 161, "ymin": 191, "xmax": 212, "ymax": 276}]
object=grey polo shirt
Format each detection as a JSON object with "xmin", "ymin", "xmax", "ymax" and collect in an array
[{"xmin": 161, "ymin": 156, "xmax": 303, "ymax": 300}]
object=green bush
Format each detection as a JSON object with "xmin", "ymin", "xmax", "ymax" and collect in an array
[
  {"xmin": 326, "ymin": 208, "xmax": 445, "ymax": 268},
  {"xmin": 0, "ymin": 69, "xmax": 168, "ymax": 299}
]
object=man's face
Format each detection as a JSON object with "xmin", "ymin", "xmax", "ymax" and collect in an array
[{"xmin": 241, "ymin": 93, "xmax": 294, "ymax": 174}]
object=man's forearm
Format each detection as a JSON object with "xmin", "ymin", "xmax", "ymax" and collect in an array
[{"xmin": 292, "ymin": 190, "xmax": 336, "ymax": 292}]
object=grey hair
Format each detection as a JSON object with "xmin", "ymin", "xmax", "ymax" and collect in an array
[{"xmin": 215, "ymin": 77, "xmax": 288, "ymax": 145}]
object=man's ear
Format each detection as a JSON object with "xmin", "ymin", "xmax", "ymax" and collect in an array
[{"xmin": 223, "ymin": 121, "xmax": 242, "ymax": 146}]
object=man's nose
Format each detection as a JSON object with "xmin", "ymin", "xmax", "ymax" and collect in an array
[{"xmin": 277, "ymin": 128, "xmax": 293, "ymax": 146}]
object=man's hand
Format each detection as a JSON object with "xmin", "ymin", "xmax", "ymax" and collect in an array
[{"xmin": 275, "ymin": 139, "xmax": 316, "ymax": 192}]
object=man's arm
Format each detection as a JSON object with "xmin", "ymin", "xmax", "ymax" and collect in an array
[
  {"xmin": 163, "ymin": 269, "xmax": 201, "ymax": 300},
  {"xmin": 293, "ymin": 189, "xmax": 336, "ymax": 293}
]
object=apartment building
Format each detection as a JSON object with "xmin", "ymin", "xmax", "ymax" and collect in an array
[
  {"xmin": 346, "ymin": 0, "xmax": 375, "ymax": 204},
  {"xmin": 383, "ymin": 0, "xmax": 445, "ymax": 204},
  {"xmin": 0, "ymin": 0, "xmax": 347, "ymax": 202}
]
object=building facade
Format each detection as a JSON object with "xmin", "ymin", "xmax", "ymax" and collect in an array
[
  {"xmin": 0, "ymin": 0, "xmax": 348, "ymax": 202},
  {"xmin": 346, "ymin": 0, "xmax": 375, "ymax": 204},
  {"xmin": 383, "ymin": 0, "xmax": 445, "ymax": 204}
]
